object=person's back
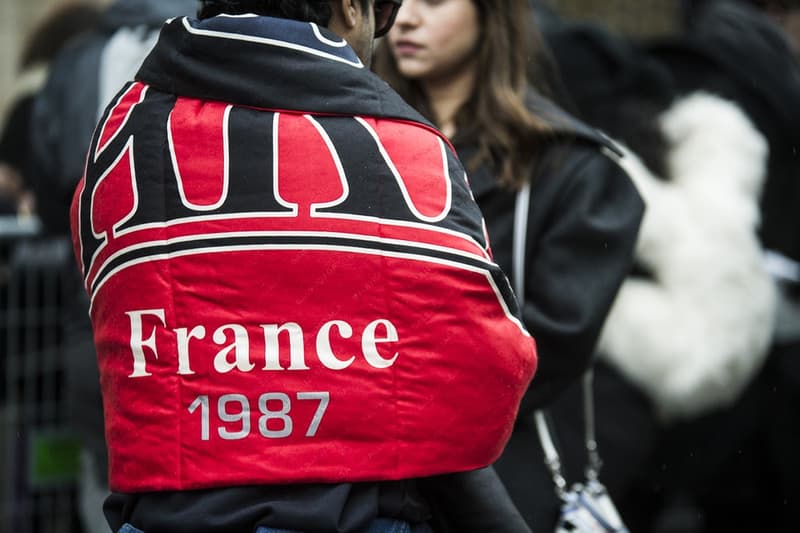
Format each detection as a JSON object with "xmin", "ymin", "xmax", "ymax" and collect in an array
[{"xmin": 70, "ymin": 1, "xmax": 538, "ymax": 531}]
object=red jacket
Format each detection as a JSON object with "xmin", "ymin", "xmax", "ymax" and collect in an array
[{"xmin": 70, "ymin": 14, "xmax": 536, "ymax": 493}]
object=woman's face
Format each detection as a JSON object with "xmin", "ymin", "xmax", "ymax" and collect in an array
[{"xmin": 386, "ymin": 0, "xmax": 480, "ymax": 84}]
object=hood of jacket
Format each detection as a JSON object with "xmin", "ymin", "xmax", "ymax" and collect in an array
[{"xmin": 136, "ymin": 14, "xmax": 433, "ymax": 126}]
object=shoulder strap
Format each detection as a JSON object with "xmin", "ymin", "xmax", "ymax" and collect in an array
[
  {"xmin": 512, "ymin": 182, "xmax": 531, "ymax": 300},
  {"xmin": 512, "ymin": 184, "xmax": 602, "ymax": 496}
]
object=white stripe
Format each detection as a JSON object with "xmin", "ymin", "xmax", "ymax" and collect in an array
[
  {"xmin": 88, "ymin": 242, "xmax": 516, "ymax": 329},
  {"xmin": 84, "ymin": 208, "xmax": 492, "ymax": 283},
  {"xmin": 88, "ymin": 228, "xmax": 498, "ymax": 293},
  {"xmin": 304, "ymin": 115, "xmax": 350, "ymax": 213},
  {"xmin": 94, "ymin": 84, "xmax": 149, "ymax": 161},
  {"xmin": 354, "ymin": 117, "xmax": 453, "ymax": 224},
  {"xmin": 86, "ymin": 137, "xmax": 140, "ymax": 285},
  {"xmin": 181, "ymin": 17, "xmax": 363, "ymax": 68},
  {"xmin": 168, "ymin": 104, "xmax": 232, "ymax": 211}
]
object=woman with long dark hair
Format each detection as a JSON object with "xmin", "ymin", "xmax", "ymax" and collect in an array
[{"xmin": 374, "ymin": 1, "xmax": 645, "ymax": 528}]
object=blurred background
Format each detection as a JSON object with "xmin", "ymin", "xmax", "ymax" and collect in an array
[{"xmin": 0, "ymin": 0, "xmax": 109, "ymax": 122}]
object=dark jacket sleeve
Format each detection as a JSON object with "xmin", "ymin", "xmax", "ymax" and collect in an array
[
  {"xmin": 519, "ymin": 143, "xmax": 644, "ymax": 411},
  {"xmin": 420, "ymin": 466, "xmax": 532, "ymax": 533}
]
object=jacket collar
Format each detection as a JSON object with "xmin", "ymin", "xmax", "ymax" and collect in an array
[{"xmin": 136, "ymin": 14, "xmax": 433, "ymax": 126}]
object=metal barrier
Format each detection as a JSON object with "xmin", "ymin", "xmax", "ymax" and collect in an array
[{"xmin": 1, "ymin": 215, "xmax": 82, "ymax": 533}]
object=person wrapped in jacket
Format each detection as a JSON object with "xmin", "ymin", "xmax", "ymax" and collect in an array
[{"xmin": 70, "ymin": 1, "xmax": 538, "ymax": 531}]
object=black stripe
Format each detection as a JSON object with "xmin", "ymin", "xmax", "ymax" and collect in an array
[{"xmin": 90, "ymin": 233, "xmax": 494, "ymax": 293}]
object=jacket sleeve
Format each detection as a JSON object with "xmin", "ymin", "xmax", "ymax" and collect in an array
[
  {"xmin": 519, "ymin": 144, "xmax": 644, "ymax": 411},
  {"xmin": 420, "ymin": 466, "xmax": 532, "ymax": 533}
]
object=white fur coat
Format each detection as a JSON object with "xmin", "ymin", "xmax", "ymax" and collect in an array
[{"xmin": 598, "ymin": 92, "xmax": 777, "ymax": 421}]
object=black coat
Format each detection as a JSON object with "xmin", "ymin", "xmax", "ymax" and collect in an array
[
  {"xmin": 457, "ymin": 94, "xmax": 644, "ymax": 412},
  {"xmin": 100, "ymin": 13, "xmax": 537, "ymax": 533},
  {"xmin": 456, "ymin": 94, "xmax": 644, "ymax": 531}
]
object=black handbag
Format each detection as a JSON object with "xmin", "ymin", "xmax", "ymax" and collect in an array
[{"xmin": 514, "ymin": 182, "xmax": 629, "ymax": 533}]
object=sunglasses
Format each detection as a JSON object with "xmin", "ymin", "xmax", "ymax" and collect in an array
[{"xmin": 374, "ymin": 0, "xmax": 402, "ymax": 38}]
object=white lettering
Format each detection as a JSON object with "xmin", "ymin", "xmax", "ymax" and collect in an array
[
  {"xmin": 123, "ymin": 310, "xmax": 402, "ymax": 377},
  {"xmin": 213, "ymin": 324, "xmax": 255, "ymax": 373},
  {"xmin": 362, "ymin": 319, "xmax": 399, "ymax": 368},
  {"xmin": 261, "ymin": 322, "xmax": 309, "ymax": 370},
  {"xmin": 188, "ymin": 391, "xmax": 331, "ymax": 441},
  {"xmin": 316, "ymin": 320, "xmax": 355, "ymax": 370},
  {"xmin": 126, "ymin": 309, "xmax": 166, "ymax": 377},
  {"xmin": 175, "ymin": 325, "xmax": 205, "ymax": 375}
]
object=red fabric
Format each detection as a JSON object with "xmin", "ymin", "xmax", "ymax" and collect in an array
[{"xmin": 72, "ymin": 87, "xmax": 537, "ymax": 492}]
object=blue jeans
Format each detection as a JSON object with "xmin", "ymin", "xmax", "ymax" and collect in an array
[{"xmin": 120, "ymin": 518, "xmax": 432, "ymax": 533}]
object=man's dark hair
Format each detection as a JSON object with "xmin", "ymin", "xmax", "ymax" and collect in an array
[{"xmin": 198, "ymin": 0, "xmax": 370, "ymax": 24}]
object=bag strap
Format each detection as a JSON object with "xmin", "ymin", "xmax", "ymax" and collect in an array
[
  {"xmin": 512, "ymin": 182, "xmax": 531, "ymax": 303},
  {"xmin": 513, "ymin": 184, "xmax": 602, "ymax": 497}
]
